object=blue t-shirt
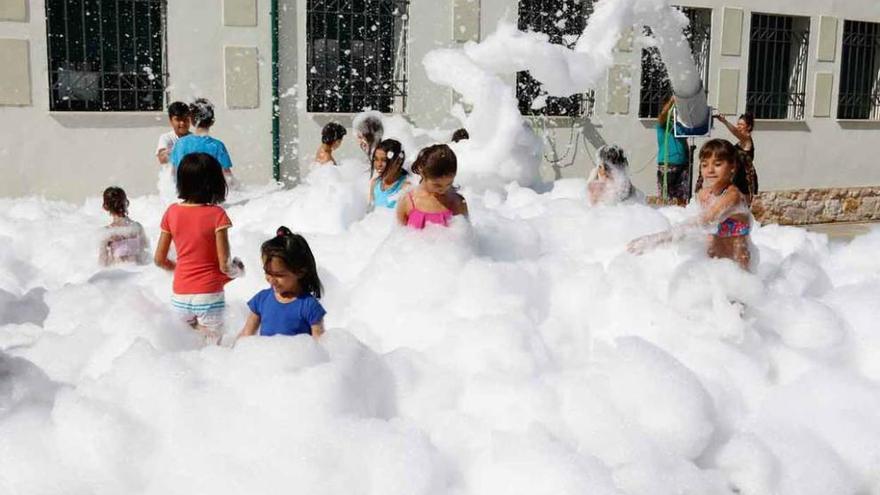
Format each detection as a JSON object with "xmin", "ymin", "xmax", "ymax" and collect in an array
[
  {"xmin": 171, "ymin": 135, "xmax": 233, "ymax": 169},
  {"xmin": 247, "ymin": 289, "xmax": 326, "ymax": 337}
]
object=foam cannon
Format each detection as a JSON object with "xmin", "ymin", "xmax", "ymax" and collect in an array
[{"xmin": 672, "ymin": 83, "xmax": 712, "ymax": 137}]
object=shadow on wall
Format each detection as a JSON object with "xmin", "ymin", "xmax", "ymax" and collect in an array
[{"xmin": 49, "ymin": 113, "xmax": 166, "ymax": 129}]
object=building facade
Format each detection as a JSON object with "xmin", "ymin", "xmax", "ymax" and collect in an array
[{"xmin": 1, "ymin": 0, "xmax": 879, "ymax": 222}]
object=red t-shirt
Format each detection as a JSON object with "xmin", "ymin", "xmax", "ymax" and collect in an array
[{"xmin": 160, "ymin": 203, "xmax": 232, "ymax": 294}]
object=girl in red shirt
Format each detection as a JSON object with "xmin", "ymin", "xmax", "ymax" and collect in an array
[{"xmin": 154, "ymin": 153, "xmax": 244, "ymax": 344}]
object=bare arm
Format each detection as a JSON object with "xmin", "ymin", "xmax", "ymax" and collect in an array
[
  {"xmin": 714, "ymin": 114, "xmax": 750, "ymax": 143},
  {"xmin": 236, "ymin": 312, "xmax": 261, "ymax": 340},
  {"xmin": 454, "ymin": 194, "xmax": 469, "ymax": 217},
  {"xmin": 157, "ymin": 148, "xmax": 169, "ymax": 165},
  {"xmin": 215, "ymin": 227, "xmax": 232, "ymax": 274},
  {"xmin": 368, "ymin": 177, "xmax": 376, "ymax": 206},
  {"xmin": 99, "ymin": 240, "xmax": 111, "ymax": 267},
  {"xmin": 153, "ymin": 232, "xmax": 176, "ymax": 271},
  {"xmin": 396, "ymin": 193, "xmax": 410, "ymax": 225},
  {"xmin": 698, "ymin": 187, "xmax": 744, "ymax": 225},
  {"xmin": 311, "ymin": 320, "xmax": 325, "ymax": 339}
]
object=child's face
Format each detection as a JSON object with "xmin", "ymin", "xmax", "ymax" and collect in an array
[
  {"xmin": 170, "ymin": 115, "xmax": 190, "ymax": 136},
  {"xmin": 700, "ymin": 154, "xmax": 735, "ymax": 189},
  {"xmin": 423, "ymin": 175, "xmax": 455, "ymax": 195},
  {"xmin": 373, "ymin": 148, "xmax": 388, "ymax": 175},
  {"xmin": 358, "ymin": 133, "xmax": 369, "ymax": 153},
  {"xmin": 736, "ymin": 118, "xmax": 750, "ymax": 134},
  {"xmin": 264, "ymin": 257, "xmax": 300, "ymax": 296}
]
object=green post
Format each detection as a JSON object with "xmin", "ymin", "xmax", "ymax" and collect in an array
[{"xmin": 271, "ymin": 0, "xmax": 281, "ymax": 182}]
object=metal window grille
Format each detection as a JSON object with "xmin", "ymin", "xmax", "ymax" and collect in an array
[
  {"xmin": 45, "ymin": 0, "xmax": 166, "ymax": 112},
  {"xmin": 838, "ymin": 20, "xmax": 880, "ymax": 120},
  {"xmin": 516, "ymin": 0, "xmax": 594, "ymax": 117},
  {"xmin": 746, "ymin": 13, "xmax": 810, "ymax": 120},
  {"xmin": 306, "ymin": 0, "xmax": 409, "ymax": 113},
  {"xmin": 638, "ymin": 7, "xmax": 711, "ymax": 118}
]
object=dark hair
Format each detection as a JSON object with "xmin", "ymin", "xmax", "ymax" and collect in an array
[
  {"xmin": 451, "ymin": 128, "xmax": 469, "ymax": 143},
  {"xmin": 190, "ymin": 98, "xmax": 215, "ymax": 128},
  {"xmin": 321, "ymin": 122, "xmax": 347, "ymax": 145},
  {"xmin": 355, "ymin": 114, "xmax": 384, "ymax": 155},
  {"xmin": 412, "ymin": 144, "xmax": 457, "ymax": 179},
  {"xmin": 261, "ymin": 226, "xmax": 323, "ymax": 298},
  {"xmin": 176, "ymin": 153, "xmax": 227, "ymax": 204},
  {"xmin": 696, "ymin": 139, "xmax": 750, "ymax": 196},
  {"xmin": 168, "ymin": 101, "xmax": 190, "ymax": 119},
  {"xmin": 738, "ymin": 112, "xmax": 755, "ymax": 131},
  {"xmin": 658, "ymin": 95, "xmax": 675, "ymax": 125},
  {"xmin": 102, "ymin": 186, "xmax": 129, "ymax": 216},
  {"xmin": 372, "ymin": 139, "xmax": 408, "ymax": 180},
  {"xmin": 598, "ymin": 144, "xmax": 628, "ymax": 169}
]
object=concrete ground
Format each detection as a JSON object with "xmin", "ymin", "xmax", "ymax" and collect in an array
[{"xmin": 803, "ymin": 222, "xmax": 877, "ymax": 241}]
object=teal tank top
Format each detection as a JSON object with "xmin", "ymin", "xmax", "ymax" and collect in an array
[{"xmin": 373, "ymin": 175, "xmax": 407, "ymax": 209}]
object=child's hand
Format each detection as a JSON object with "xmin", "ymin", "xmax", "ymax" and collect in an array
[
  {"xmin": 627, "ymin": 232, "xmax": 668, "ymax": 255},
  {"xmin": 226, "ymin": 257, "xmax": 245, "ymax": 278}
]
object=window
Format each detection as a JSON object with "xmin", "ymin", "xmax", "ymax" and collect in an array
[
  {"xmin": 838, "ymin": 20, "xmax": 880, "ymax": 120},
  {"xmin": 516, "ymin": 0, "xmax": 594, "ymax": 117},
  {"xmin": 45, "ymin": 0, "xmax": 166, "ymax": 112},
  {"xmin": 638, "ymin": 7, "xmax": 711, "ymax": 118},
  {"xmin": 746, "ymin": 13, "xmax": 810, "ymax": 120},
  {"xmin": 306, "ymin": 0, "xmax": 409, "ymax": 113}
]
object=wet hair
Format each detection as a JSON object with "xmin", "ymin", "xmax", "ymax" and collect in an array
[
  {"xmin": 354, "ymin": 113, "xmax": 384, "ymax": 155},
  {"xmin": 321, "ymin": 122, "xmax": 347, "ymax": 145},
  {"xmin": 412, "ymin": 144, "xmax": 457, "ymax": 179},
  {"xmin": 373, "ymin": 139, "xmax": 408, "ymax": 180},
  {"xmin": 738, "ymin": 112, "xmax": 755, "ymax": 131},
  {"xmin": 168, "ymin": 101, "xmax": 190, "ymax": 119},
  {"xmin": 102, "ymin": 186, "xmax": 129, "ymax": 217},
  {"xmin": 189, "ymin": 98, "xmax": 215, "ymax": 128},
  {"xmin": 696, "ymin": 139, "xmax": 750, "ymax": 195},
  {"xmin": 176, "ymin": 153, "xmax": 227, "ymax": 204},
  {"xmin": 261, "ymin": 226, "xmax": 323, "ymax": 298},
  {"xmin": 451, "ymin": 128, "xmax": 469, "ymax": 143},
  {"xmin": 597, "ymin": 144, "xmax": 628, "ymax": 170}
]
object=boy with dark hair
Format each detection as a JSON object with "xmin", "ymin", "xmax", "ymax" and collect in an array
[
  {"xmin": 156, "ymin": 101, "xmax": 191, "ymax": 165},
  {"xmin": 171, "ymin": 98, "xmax": 235, "ymax": 185}
]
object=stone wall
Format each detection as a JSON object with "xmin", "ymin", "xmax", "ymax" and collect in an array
[
  {"xmin": 648, "ymin": 186, "xmax": 880, "ymax": 225},
  {"xmin": 751, "ymin": 187, "xmax": 880, "ymax": 225}
]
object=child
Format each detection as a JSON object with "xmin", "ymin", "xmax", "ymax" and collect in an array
[
  {"xmin": 353, "ymin": 111, "xmax": 384, "ymax": 158},
  {"xmin": 154, "ymin": 153, "xmax": 244, "ymax": 343},
  {"xmin": 315, "ymin": 122, "xmax": 347, "ymax": 166},
  {"xmin": 586, "ymin": 144, "xmax": 643, "ymax": 206},
  {"xmin": 98, "ymin": 186, "xmax": 150, "ymax": 266},
  {"xmin": 397, "ymin": 144, "xmax": 468, "ymax": 229},
  {"xmin": 237, "ymin": 227, "xmax": 325, "ymax": 340},
  {"xmin": 656, "ymin": 96, "xmax": 691, "ymax": 205},
  {"xmin": 170, "ymin": 98, "xmax": 235, "ymax": 184},
  {"xmin": 156, "ymin": 101, "xmax": 191, "ymax": 165},
  {"xmin": 628, "ymin": 139, "xmax": 753, "ymax": 270},
  {"xmin": 709, "ymin": 112, "xmax": 759, "ymax": 205},
  {"xmin": 369, "ymin": 139, "xmax": 410, "ymax": 209}
]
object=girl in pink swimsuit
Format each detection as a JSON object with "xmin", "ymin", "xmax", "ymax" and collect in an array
[
  {"xmin": 397, "ymin": 144, "xmax": 468, "ymax": 229},
  {"xmin": 628, "ymin": 139, "xmax": 753, "ymax": 270}
]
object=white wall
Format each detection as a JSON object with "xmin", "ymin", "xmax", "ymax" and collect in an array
[
  {"xmin": 0, "ymin": 0, "xmax": 273, "ymax": 201},
  {"xmin": 2, "ymin": 0, "xmax": 880, "ymax": 201}
]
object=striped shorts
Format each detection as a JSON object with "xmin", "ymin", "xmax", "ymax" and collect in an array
[{"xmin": 171, "ymin": 291, "xmax": 225, "ymax": 334}]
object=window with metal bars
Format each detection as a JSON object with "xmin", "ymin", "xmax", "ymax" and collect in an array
[
  {"xmin": 516, "ymin": 0, "xmax": 594, "ymax": 117},
  {"xmin": 838, "ymin": 20, "xmax": 880, "ymax": 120},
  {"xmin": 746, "ymin": 13, "xmax": 810, "ymax": 120},
  {"xmin": 638, "ymin": 7, "xmax": 711, "ymax": 119},
  {"xmin": 306, "ymin": 0, "xmax": 409, "ymax": 113},
  {"xmin": 45, "ymin": 0, "xmax": 166, "ymax": 112}
]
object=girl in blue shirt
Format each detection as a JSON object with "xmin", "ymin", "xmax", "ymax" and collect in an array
[
  {"xmin": 237, "ymin": 227, "xmax": 326, "ymax": 340},
  {"xmin": 369, "ymin": 139, "xmax": 410, "ymax": 209}
]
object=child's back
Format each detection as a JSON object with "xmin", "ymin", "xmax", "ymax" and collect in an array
[
  {"xmin": 101, "ymin": 217, "xmax": 149, "ymax": 266},
  {"xmin": 160, "ymin": 203, "xmax": 231, "ymax": 293},
  {"xmin": 171, "ymin": 134, "xmax": 232, "ymax": 170}
]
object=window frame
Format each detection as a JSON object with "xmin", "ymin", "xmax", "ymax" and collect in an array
[
  {"xmin": 45, "ymin": 0, "xmax": 168, "ymax": 112},
  {"xmin": 745, "ymin": 12, "xmax": 811, "ymax": 120},
  {"xmin": 837, "ymin": 19, "xmax": 880, "ymax": 120},
  {"xmin": 516, "ymin": 0, "xmax": 595, "ymax": 118},
  {"xmin": 305, "ymin": 0, "xmax": 410, "ymax": 114}
]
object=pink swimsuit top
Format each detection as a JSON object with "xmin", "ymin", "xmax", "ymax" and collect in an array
[{"xmin": 406, "ymin": 192, "xmax": 453, "ymax": 229}]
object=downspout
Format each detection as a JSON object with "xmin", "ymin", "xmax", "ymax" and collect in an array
[{"xmin": 270, "ymin": 0, "xmax": 281, "ymax": 181}]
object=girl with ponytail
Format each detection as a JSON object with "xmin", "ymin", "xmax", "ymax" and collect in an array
[{"xmin": 237, "ymin": 227, "xmax": 326, "ymax": 340}]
